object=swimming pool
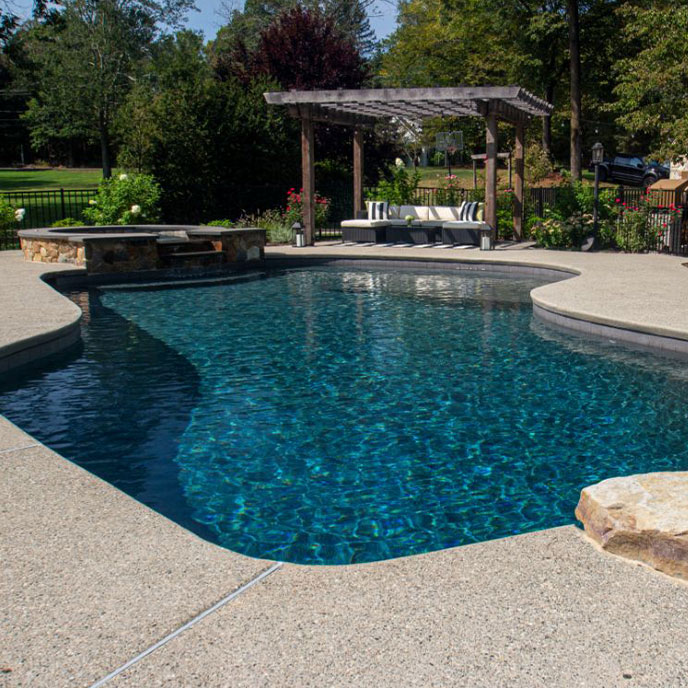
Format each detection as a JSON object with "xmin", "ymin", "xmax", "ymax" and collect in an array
[{"xmin": 2, "ymin": 266, "xmax": 688, "ymax": 564}]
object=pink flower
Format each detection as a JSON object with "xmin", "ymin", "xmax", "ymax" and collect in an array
[{"xmin": 615, "ymin": 198, "xmax": 620, "ymax": 203}]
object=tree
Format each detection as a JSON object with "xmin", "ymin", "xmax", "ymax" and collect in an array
[
  {"xmin": 568, "ymin": 0, "xmax": 582, "ymax": 180},
  {"xmin": 21, "ymin": 0, "xmax": 194, "ymax": 177},
  {"xmin": 211, "ymin": 0, "xmax": 376, "ymax": 76},
  {"xmin": 613, "ymin": 1, "xmax": 688, "ymax": 159},
  {"xmin": 250, "ymin": 6, "xmax": 368, "ymax": 89},
  {"xmin": 118, "ymin": 31, "xmax": 299, "ymax": 222}
]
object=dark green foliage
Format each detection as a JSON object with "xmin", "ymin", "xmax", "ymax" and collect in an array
[{"xmin": 117, "ymin": 32, "xmax": 299, "ymax": 223}]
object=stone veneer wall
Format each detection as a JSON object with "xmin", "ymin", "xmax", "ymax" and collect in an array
[
  {"xmin": 20, "ymin": 227, "xmax": 265, "ymax": 274},
  {"xmin": 219, "ymin": 229, "xmax": 265, "ymax": 262},
  {"xmin": 85, "ymin": 239, "xmax": 159, "ymax": 273},
  {"xmin": 21, "ymin": 238, "xmax": 85, "ymax": 266}
]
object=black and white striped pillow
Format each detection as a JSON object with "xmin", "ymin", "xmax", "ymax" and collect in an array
[
  {"xmin": 460, "ymin": 201, "xmax": 478, "ymax": 221},
  {"xmin": 367, "ymin": 201, "xmax": 389, "ymax": 221}
]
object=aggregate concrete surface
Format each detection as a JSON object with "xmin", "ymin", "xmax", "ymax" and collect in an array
[
  {"xmin": 0, "ymin": 251, "xmax": 82, "ymax": 358},
  {"xmin": 112, "ymin": 527, "xmax": 688, "ymax": 688},
  {"xmin": 3, "ymin": 246, "xmax": 688, "ymax": 687}
]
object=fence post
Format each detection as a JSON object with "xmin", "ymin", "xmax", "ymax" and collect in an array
[{"xmin": 60, "ymin": 188, "xmax": 66, "ymax": 220}]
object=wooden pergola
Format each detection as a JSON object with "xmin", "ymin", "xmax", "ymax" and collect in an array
[{"xmin": 264, "ymin": 86, "xmax": 553, "ymax": 245}]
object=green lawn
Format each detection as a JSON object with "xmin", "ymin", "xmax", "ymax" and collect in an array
[{"xmin": 0, "ymin": 168, "xmax": 105, "ymax": 192}]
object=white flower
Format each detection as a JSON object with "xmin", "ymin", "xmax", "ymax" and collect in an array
[
  {"xmin": 118, "ymin": 173, "xmax": 129, "ymax": 181},
  {"xmin": 14, "ymin": 208, "xmax": 25, "ymax": 221},
  {"xmin": 395, "ymin": 157, "xmax": 405, "ymax": 168},
  {"xmin": 130, "ymin": 204, "xmax": 141, "ymax": 215}
]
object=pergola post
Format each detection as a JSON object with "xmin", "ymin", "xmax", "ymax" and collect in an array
[
  {"xmin": 513, "ymin": 123, "xmax": 525, "ymax": 240},
  {"xmin": 353, "ymin": 129, "xmax": 364, "ymax": 218},
  {"xmin": 485, "ymin": 106, "xmax": 498, "ymax": 231},
  {"xmin": 301, "ymin": 109, "xmax": 315, "ymax": 245}
]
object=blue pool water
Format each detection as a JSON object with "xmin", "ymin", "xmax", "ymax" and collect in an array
[{"xmin": 2, "ymin": 266, "xmax": 688, "ymax": 565}]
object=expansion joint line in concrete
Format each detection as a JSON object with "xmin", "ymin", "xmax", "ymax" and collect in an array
[
  {"xmin": 0, "ymin": 443, "xmax": 40, "ymax": 455},
  {"xmin": 88, "ymin": 561, "xmax": 284, "ymax": 688}
]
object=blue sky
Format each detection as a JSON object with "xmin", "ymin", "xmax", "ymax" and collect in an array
[{"xmin": 183, "ymin": 0, "xmax": 398, "ymax": 42}]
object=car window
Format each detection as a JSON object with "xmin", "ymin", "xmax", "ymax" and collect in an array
[
  {"xmin": 629, "ymin": 157, "xmax": 644, "ymax": 167},
  {"xmin": 613, "ymin": 156, "xmax": 629, "ymax": 165}
]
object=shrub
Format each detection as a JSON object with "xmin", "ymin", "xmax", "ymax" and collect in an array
[
  {"xmin": 204, "ymin": 219, "xmax": 236, "ymax": 228},
  {"xmin": 525, "ymin": 143, "xmax": 554, "ymax": 185},
  {"xmin": 613, "ymin": 194, "xmax": 655, "ymax": 253},
  {"xmin": 531, "ymin": 211, "xmax": 593, "ymax": 249},
  {"xmin": 52, "ymin": 218, "xmax": 86, "ymax": 227},
  {"xmin": 83, "ymin": 173, "xmax": 161, "ymax": 225},
  {"xmin": 496, "ymin": 189, "xmax": 515, "ymax": 239},
  {"xmin": 283, "ymin": 188, "xmax": 329, "ymax": 229},
  {"xmin": 0, "ymin": 199, "xmax": 24, "ymax": 231},
  {"xmin": 375, "ymin": 158, "xmax": 421, "ymax": 204},
  {"xmin": 239, "ymin": 208, "xmax": 293, "ymax": 244}
]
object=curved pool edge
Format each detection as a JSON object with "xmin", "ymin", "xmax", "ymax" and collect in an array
[
  {"xmin": 265, "ymin": 244, "xmax": 688, "ymax": 351},
  {"xmin": 0, "ymin": 251, "xmax": 84, "ymax": 374},
  {"xmin": 5, "ymin": 246, "xmax": 688, "ymax": 686}
]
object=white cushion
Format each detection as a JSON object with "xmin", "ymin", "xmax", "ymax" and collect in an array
[
  {"xmin": 366, "ymin": 201, "xmax": 389, "ymax": 221},
  {"xmin": 341, "ymin": 219, "xmax": 390, "ymax": 228},
  {"xmin": 428, "ymin": 205, "xmax": 462, "ymax": 221},
  {"xmin": 388, "ymin": 204, "xmax": 401, "ymax": 219}
]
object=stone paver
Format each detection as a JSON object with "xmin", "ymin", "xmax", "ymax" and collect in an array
[
  {"xmin": 0, "ymin": 434, "xmax": 269, "ymax": 688},
  {"xmin": 112, "ymin": 527, "xmax": 688, "ymax": 688}
]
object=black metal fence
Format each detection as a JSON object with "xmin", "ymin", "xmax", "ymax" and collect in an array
[
  {"xmin": 3, "ymin": 183, "xmax": 686, "ymax": 255},
  {"xmin": 0, "ymin": 188, "xmax": 97, "ymax": 250}
]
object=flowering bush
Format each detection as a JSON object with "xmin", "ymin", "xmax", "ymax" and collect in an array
[
  {"xmin": 531, "ymin": 211, "xmax": 593, "ymax": 249},
  {"xmin": 435, "ymin": 174, "xmax": 463, "ymax": 207},
  {"xmin": 83, "ymin": 173, "xmax": 161, "ymax": 225},
  {"xmin": 375, "ymin": 160, "xmax": 421, "ymax": 204},
  {"xmin": 283, "ymin": 188, "xmax": 329, "ymax": 229},
  {"xmin": 612, "ymin": 192, "xmax": 682, "ymax": 253},
  {"xmin": 0, "ymin": 199, "xmax": 25, "ymax": 237}
]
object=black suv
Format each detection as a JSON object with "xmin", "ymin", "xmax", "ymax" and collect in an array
[{"xmin": 590, "ymin": 154, "xmax": 669, "ymax": 187}]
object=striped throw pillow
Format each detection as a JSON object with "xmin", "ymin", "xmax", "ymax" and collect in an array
[{"xmin": 366, "ymin": 201, "xmax": 389, "ymax": 221}]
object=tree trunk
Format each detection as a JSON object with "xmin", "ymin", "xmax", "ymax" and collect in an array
[
  {"xmin": 568, "ymin": 0, "xmax": 582, "ymax": 181},
  {"xmin": 542, "ymin": 83, "xmax": 554, "ymax": 157},
  {"xmin": 99, "ymin": 113, "xmax": 112, "ymax": 179}
]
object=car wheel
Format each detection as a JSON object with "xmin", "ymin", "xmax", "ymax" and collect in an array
[{"xmin": 642, "ymin": 175, "xmax": 656, "ymax": 188}]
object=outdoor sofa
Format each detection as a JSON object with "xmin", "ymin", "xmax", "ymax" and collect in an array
[{"xmin": 341, "ymin": 201, "xmax": 492, "ymax": 246}]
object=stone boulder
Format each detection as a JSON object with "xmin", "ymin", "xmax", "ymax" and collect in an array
[{"xmin": 575, "ymin": 472, "xmax": 688, "ymax": 580}]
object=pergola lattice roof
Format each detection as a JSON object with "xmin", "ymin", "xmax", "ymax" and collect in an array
[{"xmin": 264, "ymin": 86, "xmax": 553, "ymax": 128}]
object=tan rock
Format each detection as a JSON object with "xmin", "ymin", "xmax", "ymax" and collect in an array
[{"xmin": 576, "ymin": 472, "xmax": 688, "ymax": 579}]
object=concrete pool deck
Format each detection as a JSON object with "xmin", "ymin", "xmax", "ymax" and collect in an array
[{"xmin": 2, "ymin": 246, "xmax": 688, "ymax": 687}]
